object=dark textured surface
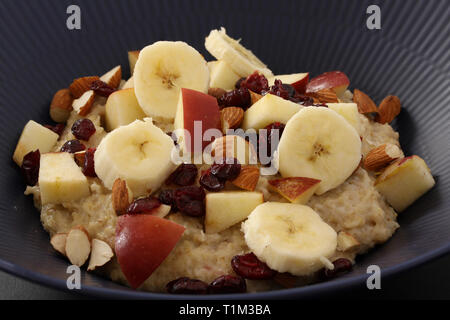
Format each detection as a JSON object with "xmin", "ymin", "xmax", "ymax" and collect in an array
[{"xmin": 0, "ymin": 0, "xmax": 449, "ymax": 299}]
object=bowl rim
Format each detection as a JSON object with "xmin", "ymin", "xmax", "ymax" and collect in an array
[{"xmin": 1, "ymin": 242, "xmax": 449, "ymax": 299}]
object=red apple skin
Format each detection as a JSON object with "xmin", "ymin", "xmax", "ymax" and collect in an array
[
  {"xmin": 306, "ymin": 71, "xmax": 350, "ymax": 95},
  {"xmin": 290, "ymin": 74, "xmax": 309, "ymax": 94},
  {"xmin": 268, "ymin": 177, "xmax": 321, "ymax": 201},
  {"xmin": 181, "ymin": 88, "xmax": 221, "ymax": 153},
  {"xmin": 115, "ymin": 214, "xmax": 185, "ymax": 289}
]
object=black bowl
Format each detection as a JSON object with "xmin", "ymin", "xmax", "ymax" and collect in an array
[{"xmin": 0, "ymin": 0, "xmax": 449, "ymax": 299}]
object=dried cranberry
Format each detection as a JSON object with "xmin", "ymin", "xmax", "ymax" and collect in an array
[
  {"xmin": 199, "ymin": 169, "xmax": 225, "ymax": 192},
  {"xmin": 127, "ymin": 197, "xmax": 161, "ymax": 214},
  {"xmin": 21, "ymin": 150, "xmax": 40, "ymax": 186},
  {"xmin": 231, "ymin": 252, "xmax": 277, "ymax": 280},
  {"xmin": 218, "ymin": 88, "xmax": 251, "ymax": 110},
  {"xmin": 159, "ymin": 189, "xmax": 175, "ymax": 206},
  {"xmin": 71, "ymin": 118, "xmax": 96, "ymax": 141},
  {"xmin": 235, "ymin": 77, "xmax": 246, "ymax": 89},
  {"xmin": 174, "ymin": 186, "xmax": 205, "ymax": 217},
  {"xmin": 166, "ymin": 277, "xmax": 209, "ymax": 294},
  {"xmin": 259, "ymin": 122, "xmax": 285, "ymax": 159},
  {"xmin": 90, "ymin": 80, "xmax": 116, "ymax": 97},
  {"xmin": 239, "ymin": 71, "xmax": 269, "ymax": 94},
  {"xmin": 44, "ymin": 124, "xmax": 65, "ymax": 136},
  {"xmin": 208, "ymin": 275, "xmax": 246, "ymax": 294},
  {"xmin": 60, "ymin": 139, "xmax": 86, "ymax": 153},
  {"xmin": 82, "ymin": 148, "xmax": 96, "ymax": 177},
  {"xmin": 295, "ymin": 94, "xmax": 315, "ymax": 106},
  {"xmin": 210, "ymin": 158, "xmax": 241, "ymax": 180},
  {"xmin": 166, "ymin": 163, "xmax": 198, "ymax": 186},
  {"xmin": 264, "ymin": 79, "xmax": 291, "ymax": 100},
  {"xmin": 319, "ymin": 258, "xmax": 353, "ymax": 280},
  {"xmin": 281, "ymin": 83, "xmax": 297, "ymax": 98}
]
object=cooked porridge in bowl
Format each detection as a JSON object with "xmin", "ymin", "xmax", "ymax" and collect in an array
[{"xmin": 14, "ymin": 28, "xmax": 435, "ymax": 294}]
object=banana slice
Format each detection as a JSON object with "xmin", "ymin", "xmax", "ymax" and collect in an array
[
  {"xmin": 242, "ymin": 202, "xmax": 337, "ymax": 276},
  {"xmin": 278, "ymin": 107, "xmax": 361, "ymax": 195},
  {"xmin": 94, "ymin": 118, "xmax": 176, "ymax": 197},
  {"xmin": 134, "ymin": 41, "xmax": 209, "ymax": 122},
  {"xmin": 205, "ymin": 27, "xmax": 273, "ymax": 78}
]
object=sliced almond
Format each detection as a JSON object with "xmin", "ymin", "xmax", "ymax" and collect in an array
[
  {"xmin": 100, "ymin": 66, "xmax": 122, "ymax": 89},
  {"xmin": 50, "ymin": 233, "xmax": 68, "ymax": 256},
  {"xmin": 49, "ymin": 89, "xmax": 73, "ymax": 123},
  {"xmin": 353, "ymin": 89, "xmax": 378, "ymax": 115},
  {"xmin": 128, "ymin": 50, "xmax": 140, "ymax": 75},
  {"xmin": 221, "ymin": 107, "xmax": 244, "ymax": 133},
  {"xmin": 337, "ymin": 231, "xmax": 360, "ymax": 252},
  {"xmin": 72, "ymin": 90, "xmax": 95, "ymax": 116},
  {"xmin": 151, "ymin": 204, "xmax": 171, "ymax": 218},
  {"xmin": 208, "ymin": 87, "xmax": 226, "ymax": 99},
  {"xmin": 364, "ymin": 143, "xmax": 402, "ymax": 172},
  {"xmin": 249, "ymin": 90, "xmax": 263, "ymax": 105},
  {"xmin": 69, "ymin": 76, "xmax": 100, "ymax": 98},
  {"xmin": 87, "ymin": 239, "xmax": 114, "ymax": 271},
  {"xmin": 112, "ymin": 178, "xmax": 132, "ymax": 215},
  {"xmin": 306, "ymin": 88, "xmax": 339, "ymax": 103},
  {"xmin": 65, "ymin": 226, "xmax": 91, "ymax": 267},
  {"xmin": 376, "ymin": 95, "xmax": 401, "ymax": 124},
  {"xmin": 231, "ymin": 166, "xmax": 260, "ymax": 191}
]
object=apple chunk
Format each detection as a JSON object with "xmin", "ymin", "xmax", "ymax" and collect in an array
[
  {"xmin": 115, "ymin": 214, "xmax": 185, "ymax": 289},
  {"xmin": 268, "ymin": 73, "xmax": 309, "ymax": 94},
  {"xmin": 242, "ymin": 94, "xmax": 302, "ymax": 130},
  {"xmin": 268, "ymin": 177, "xmax": 321, "ymax": 204},
  {"xmin": 327, "ymin": 103, "xmax": 360, "ymax": 133},
  {"xmin": 306, "ymin": 71, "xmax": 350, "ymax": 96},
  {"xmin": 174, "ymin": 88, "xmax": 221, "ymax": 154},
  {"xmin": 105, "ymin": 89, "xmax": 146, "ymax": 131},
  {"xmin": 205, "ymin": 191, "xmax": 264, "ymax": 234},
  {"xmin": 375, "ymin": 155, "xmax": 435, "ymax": 212},
  {"xmin": 13, "ymin": 120, "xmax": 59, "ymax": 166},
  {"xmin": 39, "ymin": 152, "xmax": 90, "ymax": 204},
  {"xmin": 208, "ymin": 60, "xmax": 241, "ymax": 90}
]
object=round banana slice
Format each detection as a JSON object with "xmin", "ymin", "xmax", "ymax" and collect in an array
[
  {"xmin": 205, "ymin": 27, "xmax": 273, "ymax": 78},
  {"xmin": 277, "ymin": 107, "xmax": 362, "ymax": 195},
  {"xmin": 94, "ymin": 118, "xmax": 176, "ymax": 197},
  {"xmin": 134, "ymin": 41, "xmax": 209, "ymax": 122},
  {"xmin": 242, "ymin": 202, "xmax": 337, "ymax": 276}
]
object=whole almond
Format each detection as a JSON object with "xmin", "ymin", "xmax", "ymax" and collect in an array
[
  {"xmin": 221, "ymin": 107, "xmax": 244, "ymax": 133},
  {"xmin": 306, "ymin": 88, "xmax": 339, "ymax": 103},
  {"xmin": 353, "ymin": 89, "xmax": 378, "ymax": 114},
  {"xmin": 376, "ymin": 95, "xmax": 401, "ymax": 124},
  {"xmin": 364, "ymin": 143, "xmax": 403, "ymax": 172},
  {"xmin": 50, "ymin": 88, "xmax": 74, "ymax": 123},
  {"xmin": 231, "ymin": 165, "xmax": 260, "ymax": 191},
  {"xmin": 112, "ymin": 178, "xmax": 132, "ymax": 215},
  {"xmin": 69, "ymin": 76, "xmax": 100, "ymax": 98}
]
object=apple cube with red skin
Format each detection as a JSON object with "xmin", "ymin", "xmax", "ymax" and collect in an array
[
  {"xmin": 268, "ymin": 73, "xmax": 309, "ymax": 94},
  {"xmin": 306, "ymin": 71, "xmax": 350, "ymax": 96},
  {"xmin": 115, "ymin": 214, "xmax": 185, "ymax": 289},
  {"xmin": 174, "ymin": 88, "xmax": 221, "ymax": 153},
  {"xmin": 268, "ymin": 177, "xmax": 321, "ymax": 204}
]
